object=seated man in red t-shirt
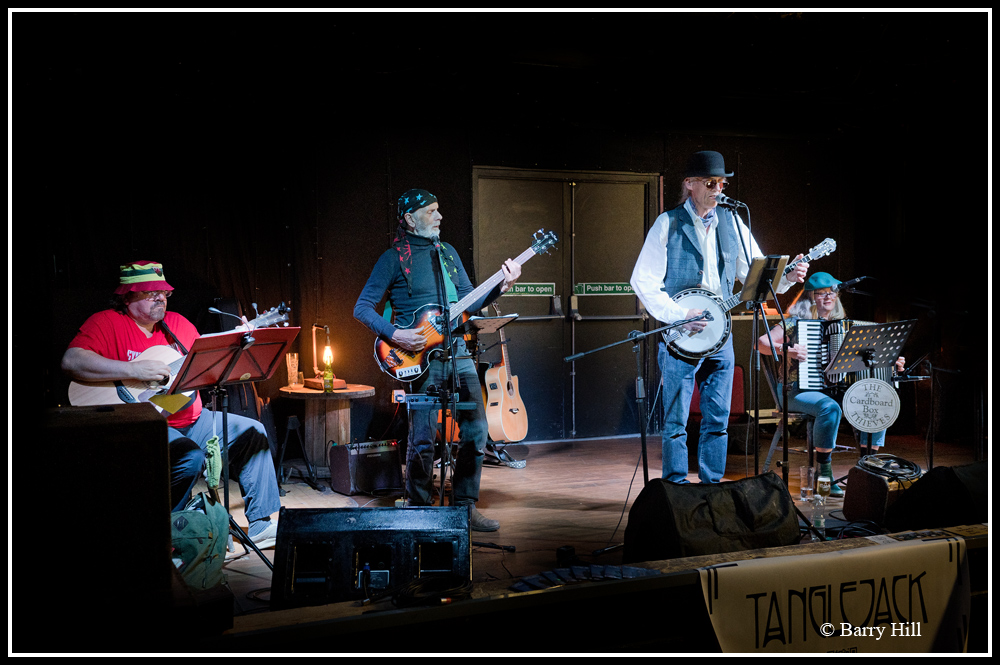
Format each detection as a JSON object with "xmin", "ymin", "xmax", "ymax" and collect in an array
[{"xmin": 61, "ymin": 261, "xmax": 282, "ymax": 550}]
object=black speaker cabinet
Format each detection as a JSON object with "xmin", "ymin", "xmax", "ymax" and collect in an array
[
  {"xmin": 271, "ymin": 506, "xmax": 472, "ymax": 609},
  {"xmin": 623, "ymin": 472, "xmax": 798, "ymax": 564},
  {"xmin": 34, "ymin": 404, "xmax": 173, "ymax": 650},
  {"xmin": 883, "ymin": 461, "xmax": 987, "ymax": 532},
  {"xmin": 328, "ymin": 440, "xmax": 403, "ymax": 496},
  {"xmin": 841, "ymin": 461, "xmax": 921, "ymax": 525}
]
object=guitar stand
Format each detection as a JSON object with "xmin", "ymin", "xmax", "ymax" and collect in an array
[
  {"xmin": 485, "ymin": 442, "xmax": 526, "ymax": 469},
  {"xmin": 276, "ymin": 415, "xmax": 321, "ymax": 495}
]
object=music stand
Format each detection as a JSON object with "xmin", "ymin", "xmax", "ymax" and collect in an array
[
  {"xmin": 170, "ymin": 324, "xmax": 300, "ymax": 569},
  {"xmin": 740, "ymin": 255, "xmax": 788, "ymax": 305},
  {"xmin": 739, "ymin": 255, "xmax": 789, "ymax": 483},
  {"xmin": 451, "ymin": 314, "xmax": 519, "ymax": 338},
  {"xmin": 823, "ymin": 319, "xmax": 917, "ymax": 456}
]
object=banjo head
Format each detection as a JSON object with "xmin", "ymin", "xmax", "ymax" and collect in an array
[{"xmin": 667, "ymin": 289, "xmax": 733, "ymax": 359}]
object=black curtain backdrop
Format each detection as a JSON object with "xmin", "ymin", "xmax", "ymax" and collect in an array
[{"xmin": 19, "ymin": 11, "xmax": 988, "ymax": 449}]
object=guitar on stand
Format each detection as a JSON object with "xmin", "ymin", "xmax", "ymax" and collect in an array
[{"xmin": 483, "ymin": 303, "xmax": 528, "ymax": 468}]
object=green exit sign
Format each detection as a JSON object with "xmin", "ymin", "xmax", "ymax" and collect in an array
[
  {"xmin": 503, "ymin": 282, "xmax": 556, "ymax": 296},
  {"xmin": 573, "ymin": 282, "xmax": 634, "ymax": 295}
]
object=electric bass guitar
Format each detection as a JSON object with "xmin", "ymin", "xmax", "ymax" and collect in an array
[
  {"xmin": 68, "ymin": 304, "xmax": 291, "ymax": 415},
  {"xmin": 374, "ymin": 229, "xmax": 558, "ymax": 381},
  {"xmin": 665, "ymin": 238, "xmax": 837, "ymax": 359},
  {"xmin": 483, "ymin": 303, "xmax": 528, "ymax": 442}
]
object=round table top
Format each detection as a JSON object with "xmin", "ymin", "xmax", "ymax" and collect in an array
[{"xmin": 279, "ymin": 383, "xmax": 375, "ymax": 400}]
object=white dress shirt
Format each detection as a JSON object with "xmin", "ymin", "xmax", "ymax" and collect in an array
[{"xmin": 629, "ymin": 198, "xmax": 796, "ymax": 324}]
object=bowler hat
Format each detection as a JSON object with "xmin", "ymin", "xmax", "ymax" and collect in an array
[{"xmin": 685, "ymin": 150, "xmax": 734, "ymax": 178}]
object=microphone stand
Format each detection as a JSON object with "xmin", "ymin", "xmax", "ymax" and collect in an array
[
  {"xmin": 428, "ymin": 240, "xmax": 514, "ymax": 554},
  {"xmin": 429, "ymin": 240, "xmax": 461, "ymax": 509},
  {"xmin": 570, "ymin": 314, "xmax": 710, "ymax": 557},
  {"xmin": 565, "ymin": 312, "xmax": 712, "ymax": 487}
]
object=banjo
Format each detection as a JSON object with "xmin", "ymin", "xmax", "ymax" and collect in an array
[{"xmin": 664, "ymin": 238, "xmax": 837, "ymax": 359}]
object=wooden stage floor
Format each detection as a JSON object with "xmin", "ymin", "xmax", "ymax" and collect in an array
[{"xmin": 216, "ymin": 428, "xmax": 982, "ymax": 622}]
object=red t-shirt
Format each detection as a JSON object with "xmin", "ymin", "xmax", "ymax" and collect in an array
[{"xmin": 68, "ymin": 309, "xmax": 203, "ymax": 428}]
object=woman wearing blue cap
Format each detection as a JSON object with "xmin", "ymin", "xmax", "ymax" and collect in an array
[{"xmin": 756, "ymin": 272, "xmax": 905, "ymax": 496}]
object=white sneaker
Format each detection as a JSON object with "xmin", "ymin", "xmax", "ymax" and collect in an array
[{"xmin": 249, "ymin": 520, "xmax": 279, "ymax": 549}]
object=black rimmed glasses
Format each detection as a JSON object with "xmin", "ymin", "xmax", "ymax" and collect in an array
[{"xmin": 137, "ymin": 290, "xmax": 173, "ymax": 300}]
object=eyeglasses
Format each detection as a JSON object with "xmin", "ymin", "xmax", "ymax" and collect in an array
[
  {"xmin": 699, "ymin": 178, "xmax": 729, "ymax": 190},
  {"xmin": 813, "ymin": 291, "xmax": 838, "ymax": 300},
  {"xmin": 136, "ymin": 290, "xmax": 173, "ymax": 300}
]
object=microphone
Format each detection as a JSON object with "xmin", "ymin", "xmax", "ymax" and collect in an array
[
  {"xmin": 834, "ymin": 276, "xmax": 869, "ymax": 293},
  {"xmin": 714, "ymin": 193, "xmax": 745, "ymax": 208},
  {"xmin": 430, "ymin": 234, "xmax": 442, "ymax": 249},
  {"xmin": 208, "ymin": 307, "xmax": 243, "ymax": 323},
  {"xmin": 209, "ymin": 307, "xmax": 253, "ymax": 331}
]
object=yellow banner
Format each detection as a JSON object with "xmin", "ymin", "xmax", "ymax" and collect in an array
[{"xmin": 699, "ymin": 532, "xmax": 970, "ymax": 653}]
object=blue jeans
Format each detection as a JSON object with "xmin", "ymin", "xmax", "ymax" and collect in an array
[
  {"xmin": 778, "ymin": 382, "xmax": 885, "ymax": 451},
  {"xmin": 658, "ymin": 338, "xmax": 734, "ymax": 484},
  {"xmin": 168, "ymin": 408, "xmax": 281, "ymax": 521},
  {"xmin": 407, "ymin": 348, "xmax": 487, "ymax": 506}
]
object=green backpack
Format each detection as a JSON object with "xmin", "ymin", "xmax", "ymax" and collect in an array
[{"xmin": 171, "ymin": 491, "xmax": 229, "ymax": 591}]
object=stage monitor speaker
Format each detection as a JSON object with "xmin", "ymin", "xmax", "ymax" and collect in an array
[
  {"xmin": 882, "ymin": 461, "xmax": 987, "ymax": 533},
  {"xmin": 270, "ymin": 506, "xmax": 472, "ymax": 610},
  {"xmin": 328, "ymin": 440, "xmax": 403, "ymax": 496},
  {"xmin": 841, "ymin": 458, "xmax": 921, "ymax": 525},
  {"xmin": 623, "ymin": 472, "xmax": 798, "ymax": 564},
  {"xmin": 35, "ymin": 404, "xmax": 173, "ymax": 650}
]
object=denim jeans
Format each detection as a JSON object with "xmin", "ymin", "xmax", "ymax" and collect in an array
[
  {"xmin": 168, "ymin": 408, "xmax": 281, "ymax": 521},
  {"xmin": 779, "ymin": 382, "xmax": 886, "ymax": 451},
  {"xmin": 407, "ymin": 348, "xmax": 487, "ymax": 506},
  {"xmin": 658, "ymin": 338, "xmax": 734, "ymax": 483}
]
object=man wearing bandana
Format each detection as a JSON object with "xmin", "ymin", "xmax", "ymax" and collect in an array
[{"xmin": 354, "ymin": 189, "xmax": 520, "ymax": 531}]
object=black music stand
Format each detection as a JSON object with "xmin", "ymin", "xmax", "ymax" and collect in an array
[
  {"xmin": 170, "ymin": 324, "xmax": 300, "ymax": 569},
  {"xmin": 739, "ymin": 256, "xmax": 789, "ymax": 483},
  {"xmin": 823, "ymin": 319, "xmax": 917, "ymax": 456}
]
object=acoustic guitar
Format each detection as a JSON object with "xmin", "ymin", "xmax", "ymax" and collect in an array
[
  {"xmin": 68, "ymin": 304, "xmax": 290, "ymax": 415},
  {"xmin": 374, "ymin": 229, "xmax": 558, "ymax": 381},
  {"xmin": 483, "ymin": 303, "xmax": 528, "ymax": 442}
]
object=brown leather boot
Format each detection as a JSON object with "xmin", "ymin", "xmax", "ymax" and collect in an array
[{"xmin": 468, "ymin": 505, "xmax": 500, "ymax": 532}]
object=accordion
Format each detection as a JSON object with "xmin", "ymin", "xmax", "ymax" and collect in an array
[{"xmin": 796, "ymin": 319, "xmax": 895, "ymax": 391}]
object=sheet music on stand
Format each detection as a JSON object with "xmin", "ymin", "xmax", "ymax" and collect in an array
[
  {"xmin": 166, "ymin": 324, "xmax": 300, "ymax": 570},
  {"xmin": 824, "ymin": 320, "xmax": 917, "ymax": 378},
  {"xmin": 169, "ymin": 326, "xmax": 300, "ymax": 393}
]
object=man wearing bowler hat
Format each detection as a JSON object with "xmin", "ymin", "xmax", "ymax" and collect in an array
[
  {"xmin": 62, "ymin": 260, "xmax": 283, "ymax": 552},
  {"xmin": 630, "ymin": 151, "xmax": 810, "ymax": 484}
]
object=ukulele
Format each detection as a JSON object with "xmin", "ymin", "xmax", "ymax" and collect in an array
[{"xmin": 483, "ymin": 303, "xmax": 528, "ymax": 442}]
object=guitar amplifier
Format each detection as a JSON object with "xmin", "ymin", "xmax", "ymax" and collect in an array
[
  {"xmin": 842, "ymin": 459, "xmax": 921, "ymax": 525},
  {"xmin": 329, "ymin": 440, "xmax": 404, "ymax": 496}
]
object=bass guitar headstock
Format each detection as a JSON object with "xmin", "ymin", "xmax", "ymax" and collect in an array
[{"xmin": 531, "ymin": 229, "xmax": 559, "ymax": 255}]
